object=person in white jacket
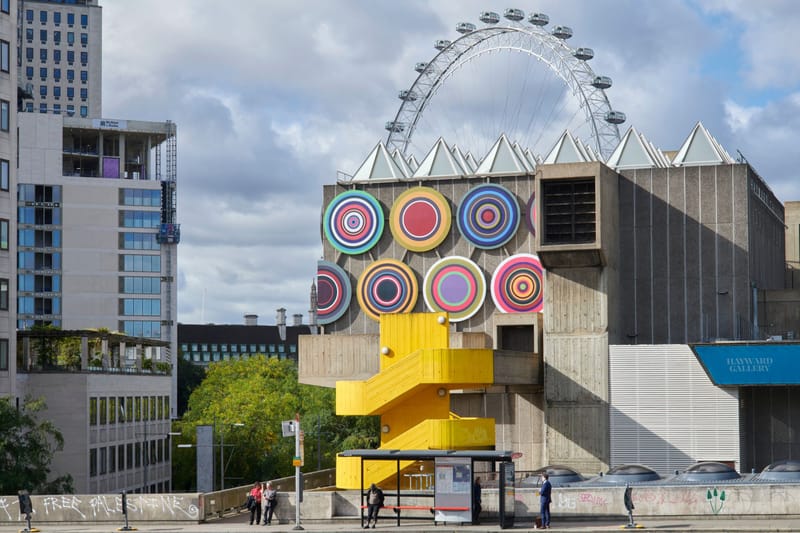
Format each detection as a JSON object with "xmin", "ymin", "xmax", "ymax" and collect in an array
[{"xmin": 262, "ymin": 481, "xmax": 277, "ymax": 525}]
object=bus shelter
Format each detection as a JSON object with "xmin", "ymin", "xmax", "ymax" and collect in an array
[{"xmin": 339, "ymin": 449, "xmax": 517, "ymax": 528}]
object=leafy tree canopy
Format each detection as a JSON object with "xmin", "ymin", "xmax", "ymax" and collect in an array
[
  {"xmin": 172, "ymin": 357, "xmax": 377, "ymax": 490},
  {"xmin": 0, "ymin": 396, "xmax": 74, "ymax": 494}
]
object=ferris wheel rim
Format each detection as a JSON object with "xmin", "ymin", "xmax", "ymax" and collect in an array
[{"xmin": 386, "ymin": 20, "xmax": 623, "ymax": 160}]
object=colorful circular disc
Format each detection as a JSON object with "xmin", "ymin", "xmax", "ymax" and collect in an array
[
  {"xmin": 323, "ymin": 190, "xmax": 384, "ymax": 255},
  {"xmin": 525, "ymin": 191, "xmax": 536, "ymax": 237},
  {"xmin": 357, "ymin": 259, "xmax": 418, "ymax": 321},
  {"xmin": 389, "ymin": 187, "xmax": 451, "ymax": 252},
  {"xmin": 457, "ymin": 184, "xmax": 520, "ymax": 249},
  {"xmin": 316, "ymin": 260, "xmax": 352, "ymax": 324},
  {"xmin": 491, "ymin": 254, "xmax": 545, "ymax": 313},
  {"xmin": 423, "ymin": 256, "xmax": 485, "ymax": 322}
]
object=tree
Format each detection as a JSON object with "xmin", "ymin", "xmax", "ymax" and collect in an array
[
  {"xmin": 0, "ymin": 396, "xmax": 74, "ymax": 494},
  {"xmin": 172, "ymin": 356, "xmax": 378, "ymax": 490},
  {"xmin": 177, "ymin": 356, "xmax": 205, "ymax": 417}
]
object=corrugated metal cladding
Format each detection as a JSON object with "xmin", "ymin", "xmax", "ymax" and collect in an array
[{"xmin": 609, "ymin": 345, "xmax": 740, "ymax": 475}]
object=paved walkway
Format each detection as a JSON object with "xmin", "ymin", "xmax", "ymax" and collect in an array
[{"xmin": 4, "ymin": 512, "xmax": 800, "ymax": 533}]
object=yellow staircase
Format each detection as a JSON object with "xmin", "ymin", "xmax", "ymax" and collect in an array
[{"xmin": 335, "ymin": 312, "xmax": 495, "ymax": 489}]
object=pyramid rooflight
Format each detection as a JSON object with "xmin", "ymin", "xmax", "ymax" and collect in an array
[
  {"xmin": 350, "ymin": 141, "xmax": 410, "ymax": 182},
  {"xmin": 412, "ymin": 137, "xmax": 468, "ymax": 179},
  {"xmin": 474, "ymin": 134, "xmax": 531, "ymax": 175},
  {"xmin": 542, "ymin": 130, "xmax": 592, "ymax": 164},
  {"xmin": 606, "ymin": 126, "xmax": 665, "ymax": 169},
  {"xmin": 451, "ymin": 145, "xmax": 476, "ymax": 173},
  {"xmin": 671, "ymin": 122, "xmax": 734, "ymax": 167},
  {"xmin": 512, "ymin": 141, "xmax": 535, "ymax": 172},
  {"xmin": 406, "ymin": 154, "xmax": 419, "ymax": 172},
  {"xmin": 391, "ymin": 148, "xmax": 414, "ymax": 178}
]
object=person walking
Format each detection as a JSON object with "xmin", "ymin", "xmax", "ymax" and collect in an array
[
  {"xmin": 248, "ymin": 481, "xmax": 262, "ymax": 525},
  {"xmin": 365, "ymin": 483, "xmax": 384, "ymax": 529},
  {"xmin": 472, "ymin": 476, "xmax": 482, "ymax": 524},
  {"xmin": 262, "ymin": 481, "xmax": 277, "ymax": 525},
  {"xmin": 538, "ymin": 472, "xmax": 552, "ymax": 529}
]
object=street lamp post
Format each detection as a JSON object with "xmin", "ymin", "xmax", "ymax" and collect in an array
[{"xmin": 178, "ymin": 420, "xmax": 244, "ymax": 492}]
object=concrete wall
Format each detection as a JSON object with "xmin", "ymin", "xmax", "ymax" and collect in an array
[{"xmin": 786, "ymin": 201, "xmax": 800, "ymax": 288}]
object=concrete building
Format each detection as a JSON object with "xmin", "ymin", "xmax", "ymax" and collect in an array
[
  {"xmin": 299, "ymin": 123, "xmax": 800, "ymax": 482},
  {"xmin": 178, "ymin": 310, "xmax": 313, "ymax": 368},
  {"xmin": 14, "ymin": 112, "xmax": 179, "ymax": 493},
  {"xmin": 19, "ymin": 0, "xmax": 102, "ymax": 117},
  {"xmin": 0, "ymin": 0, "xmax": 17, "ymax": 397}
]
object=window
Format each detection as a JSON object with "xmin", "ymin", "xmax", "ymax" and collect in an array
[
  {"xmin": 67, "ymin": 13, "xmax": 74, "ymax": 26},
  {"xmin": 26, "ymin": 28, "xmax": 33, "ymax": 42},
  {"xmin": 67, "ymin": 32, "xmax": 74, "ymax": 45},
  {"xmin": 67, "ymin": 69, "xmax": 74, "ymax": 81},
  {"xmin": 39, "ymin": 49, "xmax": 47, "ymax": 62},
  {"xmin": 109, "ymin": 397, "xmax": 116, "ymax": 424},
  {"xmin": 0, "ymin": 101, "xmax": 8, "ymax": 132},
  {"xmin": 40, "ymin": 68, "xmax": 47, "ymax": 80},
  {"xmin": 121, "ymin": 321, "xmax": 160, "ymax": 338},
  {"xmin": 54, "ymin": 31, "xmax": 61, "ymax": 44},
  {"xmin": 54, "ymin": 68, "xmax": 61, "ymax": 81},
  {"xmin": 81, "ymin": 14, "xmax": 88, "ymax": 27},
  {"xmin": 39, "ymin": 10, "xmax": 47, "ymax": 24},
  {"xmin": 53, "ymin": 86, "xmax": 61, "ymax": 98},
  {"xmin": 54, "ymin": 49, "xmax": 61, "ymax": 63},
  {"xmin": 67, "ymin": 50, "xmax": 74, "ymax": 63},
  {"xmin": 121, "ymin": 189, "xmax": 160, "ymax": 206},
  {"xmin": 99, "ymin": 397, "xmax": 107, "ymax": 425},
  {"xmin": 39, "ymin": 29, "xmax": 47, "ymax": 43},
  {"xmin": 0, "ymin": 340, "xmax": 7, "ymax": 370},
  {"xmin": 80, "ymin": 70, "xmax": 87, "ymax": 83},
  {"xmin": 54, "ymin": 11, "xmax": 61, "ymax": 25},
  {"xmin": 66, "ymin": 105, "xmax": 74, "ymax": 116},
  {"xmin": 80, "ymin": 33, "xmax": 88, "ymax": 46},
  {"xmin": 1, "ymin": 0, "xmax": 9, "ymax": 14},
  {"xmin": 0, "ymin": 220, "xmax": 7, "ymax": 250},
  {"xmin": 89, "ymin": 449, "xmax": 97, "ymax": 477},
  {"xmin": 39, "ymin": 85, "xmax": 47, "ymax": 97},
  {"xmin": 80, "ymin": 51, "xmax": 87, "ymax": 65},
  {"xmin": 120, "ymin": 276, "xmax": 160, "ymax": 294},
  {"xmin": 67, "ymin": 87, "xmax": 74, "ymax": 99},
  {"xmin": 39, "ymin": 103, "xmax": 47, "ymax": 114},
  {"xmin": 121, "ymin": 254, "xmax": 161, "ymax": 272},
  {"xmin": 26, "ymin": 66, "xmax": 33, "ymax": 79},
  {"xmin": 121, "ymin": 211, "xmax": 160, "ymax": 228},
  {"xmin": 26, "ymin": 47, "xmax": 33, "ymax": 61},
  {"xmin": 0, "ymin": 279, "xmax": 7, "ymax": 310},
  {"xmin": 0, "ymin": 159, "xmax": 8, "ymax": 191},
  {"xmin": 121, "ymin": 233, "xmax": 159, "ymax": 251},
  {"xmin": 541, "ymin": 178, "xmax": 597, "ymax": 245},
  {"xmin": 53, "ymin": 104, "xmax": 61, "ymax": 115},
  {"xmin": 118, "ymin": 445, "xmax": 124, "ymax": 471},
  {"xmin": 89, "ymin": 397, "xmax": 97, "ymax": 425},
  {"xmin": 26, "ymin": 103, "xmax": 33, "ymax": 113},
  {"xmin": 80, "ymin": 87, "xmax": 87, "ymax": 100},
  {"xmin": 121, "ymin": 298, "xmax": 160, "ymax": 316},
  {"xmin": 0, "ymin": 40, "xmax": 8, "ymax": 73},
  {"xmin": 26, "ymin": 10, "xmax": 33, "ymax": 23},
  {"xmin": 80, "ymin": 105, "xmax": 87, "ymax": 118}
]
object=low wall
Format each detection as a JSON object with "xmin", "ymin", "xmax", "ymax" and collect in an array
[{"xmin": 4, "ymin": 483, "xmax": 800, "ymax": 525}]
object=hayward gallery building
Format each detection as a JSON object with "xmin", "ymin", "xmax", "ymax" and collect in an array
[{"xmin": 298, "ymin": 123, "xmax": 800, "ymax": 479}]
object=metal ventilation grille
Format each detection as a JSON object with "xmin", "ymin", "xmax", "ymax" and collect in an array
[{"xmin": 542, "ymin": 178, "xmax": 596, "ymax": 244}]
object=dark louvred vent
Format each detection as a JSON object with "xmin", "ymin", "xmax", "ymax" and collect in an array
[{"xmin": 542, "ymin": 178, "xmax": 596, "ymax": 244}]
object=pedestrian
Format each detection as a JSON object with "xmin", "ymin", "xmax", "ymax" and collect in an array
[
  {"xmin": 472, "ymin": 476, "xmax": 482, "ymax": 524},
  {"xmin": 538, "ymin": 472, "xmax": 552, "ymax": 529},
  {"xmin": 262, "ymin": 481, "xmax": 277, "ymax": 525},
  {"xmin": 248, "ymin": 481, "xmax": 262, "ymax": 525},
  {"xmin": 365, "ymin": 483, "xmax": 384, "ymax": 529}
]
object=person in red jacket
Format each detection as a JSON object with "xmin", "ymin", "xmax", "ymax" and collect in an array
[{"xmin": 247, "ymin": 481, "xmax": 262, "ymax": 525}]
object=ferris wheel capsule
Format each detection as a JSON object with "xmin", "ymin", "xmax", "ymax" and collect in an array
[
  {"xmin": 592, "ymin": 76, "xmax": 612, "ymax": 89},
  {"xmin": 456, "ymin": 22, "xmax": 476, "ymax": 34},
  {"xmin": 385, "ymin": 121, "xmax": 406, "ymax": 133},
  {"xmin": 528, "ymin": 12, "xmax": 549, "ymax": 26},
  {"xmin": 479, "ymin": 11, "xmax": 500, "ymax": 24},
  {"xmin": 552, "ymin": 26, "xmax": 573, "ymax": 39},
  {"xmin": 504, "ymin": 8, "xmax": 524, "ymax": 21},
  {"xmin": 604, "ymin": 111, "xmax": 626, "ymax": 124},
  {"xmin": 573, "ymin": 47, "xmax": 594, "ymax": 60},
  {"xmin": 415, "ymin": 62, "xmax": 429, "ymax": 73},
  {"xmin": 398, "ymin": 90, "xmax": 417, "ymax": 101},
  {"xmin": 435, "ymin": 39, "xmax": 452, "ymax": 51}
]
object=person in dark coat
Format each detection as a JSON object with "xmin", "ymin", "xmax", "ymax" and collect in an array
[
  {"xmin": 247, "ymin": 481, "xmax": 262, "ymax": 525},
  {"xmin": 365, "ymin": 483, "xmax": 384, "ymax": 529},
  {"xmin": 538, "ymin": 473, "xmax": 552, "ymax": 529},
  {"xmin": 472, "ymin": 476, "xmax": 482, "ymax": 524}
]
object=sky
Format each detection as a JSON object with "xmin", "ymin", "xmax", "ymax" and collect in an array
[{"xmin": 101, "ymin": 0, "xmax": 800, "ymax": 326}]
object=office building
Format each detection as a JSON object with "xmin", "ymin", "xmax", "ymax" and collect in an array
[{"xmin": 19, "ymin": 0, "xmax": 102, "ymax": 117}]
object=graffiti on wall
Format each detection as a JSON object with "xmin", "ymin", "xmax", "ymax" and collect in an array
[
  {"xmin": 706, "ymin": 487, "xmax": 726, "ymax": 515},
  {"xmin": 0, "ymin": 494, "xmax": 199, "ymax": 522}
]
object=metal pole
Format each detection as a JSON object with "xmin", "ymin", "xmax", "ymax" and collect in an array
[
  {"xmin": 220, "ymin": 425, "xmax": 225, "ymax": 491},
  {"xmin": 293, "ymin": 414, "xmax": 303, "ymax": 530}
]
